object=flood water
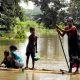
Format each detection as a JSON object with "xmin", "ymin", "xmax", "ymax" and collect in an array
[{"xmin": 0, "ymin": 33, "xmax": 79, "ymax": 80}]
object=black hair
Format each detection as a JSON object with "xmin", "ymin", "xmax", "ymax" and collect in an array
[
  {"xmin": 10, "ymin": 45, "xmax": 17, "ymax": 51},
  {"xmin": 29, "ymin": 27, "xmax": 35, "ymax": 32},
  {"xmin": 4, "ymin": 50, "xmax": 9, "ymax": 56}
]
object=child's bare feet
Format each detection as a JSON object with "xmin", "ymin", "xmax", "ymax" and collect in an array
[{"xmin": 24, "ymin": 67, "xmax": 28, "ymax": 69}]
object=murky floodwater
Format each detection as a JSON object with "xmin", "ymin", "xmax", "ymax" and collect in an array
[{"xmin": 0, "ymin": 33, "xmax": 79, "ymax": 80}]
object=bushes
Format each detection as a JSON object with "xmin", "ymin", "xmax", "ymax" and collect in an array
[
  {"xmin": 74, "ymin": 21, "xmax": 80, "ymax": 29},
  {"xmin": 1, "ymin": 17, "xmax": 66, "ymax": 39},
  {"xmin": 15, "ymin": 30, "xmax": 26, "ymax": 39},
  {"xmin": 0, "ymin": 17, "xmax": 40, "ymax": 40}
]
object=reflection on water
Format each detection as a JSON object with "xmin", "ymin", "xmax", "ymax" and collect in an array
[
  {"xmin": 26, "ymin": 72, "xmax": 70, "ymax": 80},
  {"xmin": 0, "ymin": 71, "xmax": 26, "ymax": 80},
  {"xmin": 38, "ymin": 35, "xmax": 63, "ymax": 60},
  {"xmin": 0, "ymin": 70, "xmax": 80, "ymax": 80},
  {"xmin": 0, "ymin": 34, "xmax": 78, "ymax": 80}
]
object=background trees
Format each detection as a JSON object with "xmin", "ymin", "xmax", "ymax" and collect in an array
[
  {"xmin": 30, "ymin": 0, "xmax": 67, "ymax": 28},
  {"xmin": 0, "ymin": 0, "xmax": 80, "ymax": 29},
  {"xmin": 0, "ymin": 0, "xmax": 23, "ymax": 30},
  {"xmin": 68, "ymin": 0, "xmax": 80, "ymax": 19}
]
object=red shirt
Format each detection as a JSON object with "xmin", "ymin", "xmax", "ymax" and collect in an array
[{"xmin": 64, "ymin": 25, "xmax": 77, "ymax": 38}]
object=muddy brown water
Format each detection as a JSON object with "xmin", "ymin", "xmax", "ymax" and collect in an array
[{"xmin": 0, "ymin": 34, "xmax": 79, "ymax": 80}]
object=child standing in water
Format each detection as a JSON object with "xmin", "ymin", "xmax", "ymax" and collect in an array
[{"xmin": 25, "ymin": 27, "xmax": 37, "ymax": 69}]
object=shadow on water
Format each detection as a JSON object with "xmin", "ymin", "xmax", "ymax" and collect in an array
[
  {"xmin": 38, "ymin": 35, "xmax": 63, "ymax": 59},
  {"xmin": 0, "ymin": 34, "xmax": 79, "ymax": 80}
]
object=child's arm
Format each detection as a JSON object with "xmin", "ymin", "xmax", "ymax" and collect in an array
[{"xmin": 0, "ymin": 58, "xmax": 5, "ymax": 65}]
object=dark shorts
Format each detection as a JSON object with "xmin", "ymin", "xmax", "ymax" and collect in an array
[
  {"xmin": 4, "ymin": 60, "xmax": 17, "ymax": 68},
  {"xmin": 26, "ymin": 52, "xmax": 35, "ymax": 61}
]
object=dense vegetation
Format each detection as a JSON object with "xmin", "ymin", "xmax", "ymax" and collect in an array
[
  {"xmin": 0, "ymin": 0, "xmax": 80, "ymax": 39},
  {"xmin": 30, "ymin": 0, "xmax": 80, "ymax": 29}
]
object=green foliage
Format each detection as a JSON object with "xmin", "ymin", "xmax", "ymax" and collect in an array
[
  {"xmin": 37, "ymin": 28, "xmax": 57, "ymax": 36},
  {"xmin": 0, "ymin": 0, "xmax": 71, "ymax": 40},
  {"xmin": 0, "ymin": 0, "xmax": 24, "ymax": 29},
  {"xmin": 15, "ymin": 30, "xmax": 26, "ymax": 39},
  {"xmin": 68, "ymin": 0, "xmax": 80, "ymax": 19},
  {"xmin": 58, "ymin": 22, "xmax": 65, "ymax": 29},
  {"xmin": 74, "ymin": 21, "xmax": 80, "ymax": 29},
  {"xmin": 31, "ymin": 0, "xmax": 66, "ymax": 28},
  {"xmin": 1, "ymin": 16, "xmax": 41, "ymax": 39},
  {"xmin": 58, "ymin": 10, "xmax": 68, "ymax": 22}
]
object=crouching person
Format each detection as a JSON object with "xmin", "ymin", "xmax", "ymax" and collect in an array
[
  {"xmin": 9, "ymin": 45, "xmax": 24, "ymax": 68},
  {"xmin": 0, "ymin": 50, "xmax": 10, "ymax": 67},
  {"xmin": 0, "ymin": 50, "xmax": 16, "ymax": 68}
]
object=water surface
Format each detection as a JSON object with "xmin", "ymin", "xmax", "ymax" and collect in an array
[{"xmin": 0, "ymin": 34, "xmax": 78, "ymax": 80}]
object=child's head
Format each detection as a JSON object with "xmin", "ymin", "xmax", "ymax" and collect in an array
[
  {"xmin": 29, "ymin": 27, "xmax": 35, "ymax": 34},
  {"xmin": 4, "ymin": 50, "xmax": 9, "ymax": 57},
  {"xmin": 10, "ymin": 45, "xmax": 17, "ymax": 51}
]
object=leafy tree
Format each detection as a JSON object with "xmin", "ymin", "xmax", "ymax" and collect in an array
[
  {"xmin": 0, "ymin": 0, "xmax": 24, "ymax": 30},
  {"xmin": 58, "ymin": 10, "xmax": 69, "ymax": 22},
  {"xmin": 68, "ymin": 0, "xmax": 80, "ymax": 19},
  {"xmin": 30, "ymin": 0, "xmax": 66, "ymax": 28},
  {"xmin": 0, "ymin": 0, "xmax": 68, "ymax": 29}
]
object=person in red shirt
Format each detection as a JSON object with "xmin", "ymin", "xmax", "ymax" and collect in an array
[
  {"xmin": 25, "ymin": 27, "xmax": 37, "ymax": 69},
  {"xmin": 56, "ymin": 17, "xmax": 79, "ymax": 73}
]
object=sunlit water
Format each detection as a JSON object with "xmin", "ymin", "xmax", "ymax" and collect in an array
[{"xmin": 0, "ymin": 33, "xmax": 79, "ymax": 80}]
